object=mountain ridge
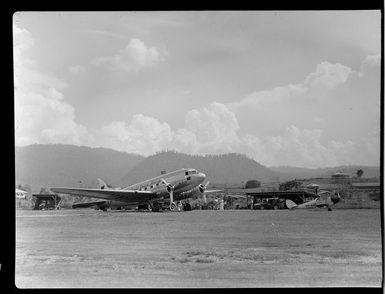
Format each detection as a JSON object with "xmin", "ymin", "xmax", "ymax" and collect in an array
[
  {"xmin": 15, "ymin": 144, "xmax": 145, "ymax": 192},
  {"xmin": 15, "ymin": 144, "xmax": 380, "ymax": 193},
  {"xmin": 120, "ymin": 150, "xmax": 278, "ymax": 187}
]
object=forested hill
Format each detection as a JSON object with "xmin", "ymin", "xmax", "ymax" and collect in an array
[
  {"xmin": 120, "ymin": 151, "xmax": 279, "ymax": 187},
  {"xmin": 15, "ymin": 144, "xmax": 380, "ymax": 193},
  {"xmin": 16, "ymin": 146, "xmax": 279, "ymax": 192},
  {"xmin": 15, "ymin": 144, "xmax": 145, "ymax": 192}
]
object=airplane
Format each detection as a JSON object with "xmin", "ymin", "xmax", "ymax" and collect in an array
[
  {"xmin": 285, "ymin": 190, "xmax": 341, "ymax": 211},
  {"xmin": 51, "ymin": 168, "xmax": 221, "ymax": 212}
]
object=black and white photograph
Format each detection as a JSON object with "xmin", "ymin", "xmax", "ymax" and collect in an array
[{"xmin": 14, "ymin": 11, "xmax": 382, "ymax": 288}]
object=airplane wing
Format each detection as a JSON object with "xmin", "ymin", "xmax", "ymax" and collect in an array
[
  {"xmin": 204, "ymin": 189, "xmax": 223, "ymax": 194},
  {"xmin": 51, "ymin": 187, "xmax": 155, "ymax": 203}
]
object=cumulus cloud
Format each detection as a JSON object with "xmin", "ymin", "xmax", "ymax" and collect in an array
[
  {"xmin": 13, "ymin": 25, "xmax": 34, "ymax": 64},
  {"xmin": 304, "ymin": 62, "xmax": 353, "ymax": 89},
  {"xmin": 233, "ymin": 84, "xmax": 308, "ymax": 109},
  {"xmin": 183, "ymin": 102, "xmax": 241, "ymax": 153},
  {"xmin": 94, "ymin": 101, "xmax": 371, "ymax": 168},
  {"xmin": 360, "ymin": 54, "xmax": 381, "ymax": 76},
  {"xmin": 241, "ymin": 126, "xmax": 344, "ymax": 167},
  {"xmin": 14, "ymin": 24, "xmax": 92, "ymax": 146},
  {"xmin": 91, "ymin": 38, "xmax": 166, "ymax": 72},
  {"xmin": 13, "ymin": 24, "xmax": 380, "ymax": 168},
  {"xmin": 94, "ymin": 53, "xmax": 380, "ymax": 168},
  {"xmin": 228, "ymin": 55, "xmax": 380, "ymax": 157},
  {"xmin": 96, "ymin": 102, "xmax": 243, "ymax": 156},
  {"xmin": 99, "ymin": 114, "xmax": 174, "ymax": 155}
]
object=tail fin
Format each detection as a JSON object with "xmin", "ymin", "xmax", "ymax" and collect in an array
[
  {"xmin": 97, "ymin": 178, "xmax": 108, "ymax": 190},
  {"xmin": 285, "ymin": 199, "xmax": 298, "ymax": 209}
]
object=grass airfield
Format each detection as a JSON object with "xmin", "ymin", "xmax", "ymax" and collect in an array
[{"xmin": 16, "ymin": 208, "xmax": 382, "ymax": 288}]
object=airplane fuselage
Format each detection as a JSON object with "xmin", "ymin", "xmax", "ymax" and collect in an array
[{"xmin": 125, "ymin": 168, "xmax": 206, "ymax": 202}]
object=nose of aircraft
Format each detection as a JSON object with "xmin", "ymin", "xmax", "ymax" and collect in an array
[{"xmin": 197, "ymin": 172, "xmax": 206, "ymax": 182}]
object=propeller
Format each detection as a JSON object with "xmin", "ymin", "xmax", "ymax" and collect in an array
[
  {"xmin": 161, "ymin": 178, "xmax": 176, "ymax": 211},
  {"xmin": 162, "ymin": 178, "xmax": 175, "ymax": 193},
  {"xmin": 198, "ymin": 181, "xmax": 210, "ymax": 203}
]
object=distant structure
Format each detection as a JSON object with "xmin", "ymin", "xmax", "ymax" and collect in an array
[
  {"xmin": 331, "ymin": 172, "xmax": 351, "ymax": 184},
  {"xmin": 15, "ymin": 188, "xmax": 28, "ymax": 199},
  {"xmin": 32, "ymin": 194, "xmax": 61, "ymax": 210},
  {"xmin": 306, "ymin": 183, "xmax": 320, "ymax": 194}
]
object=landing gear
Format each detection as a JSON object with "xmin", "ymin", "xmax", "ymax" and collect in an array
[{"xmin": 169, "ymin": 202, "xmax": 178, "ymax": 212}]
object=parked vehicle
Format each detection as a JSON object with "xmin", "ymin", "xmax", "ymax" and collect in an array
[{"xmin": 254, "ymin": 198, "xmax": 286, "ymax": 210}]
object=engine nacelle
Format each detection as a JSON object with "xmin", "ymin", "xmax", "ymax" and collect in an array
[{"xmin": 166, "ymin": 183, "xmax": 174, "ymax": 193}]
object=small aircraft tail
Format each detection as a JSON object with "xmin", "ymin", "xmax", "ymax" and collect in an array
[
  {"xmin": 285, "ymin": 199, "xmax": 298, "ymax": 209},
  {"xmin": 97, "ymin": 178, "xmax": 108, "ymax": 190}
]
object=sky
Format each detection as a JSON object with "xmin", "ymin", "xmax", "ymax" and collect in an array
[{"xmin": 13, "ymin": 11, "xmax": 381, "ymax": 168}]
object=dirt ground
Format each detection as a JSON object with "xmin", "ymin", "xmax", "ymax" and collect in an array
[{"xmin": 15, "ymin": 208, "xmax": 382, "ymax": 288}]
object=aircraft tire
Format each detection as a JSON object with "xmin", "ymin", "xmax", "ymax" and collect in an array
[
  {"xmin": 170, "ymin": 202, "xmax": 178, "ymax": 212},
  {"xmin": 273, "ymin": 205, "xmax": 278, "ymax": 210},
  {"xmin": 260, "ymin": 206, "xmax": 265, "ymax": 210}
]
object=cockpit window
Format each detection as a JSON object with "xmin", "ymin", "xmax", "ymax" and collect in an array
[{"xmin": 188, "ymin": 169, "xmax": 197, "ymax": 175}]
